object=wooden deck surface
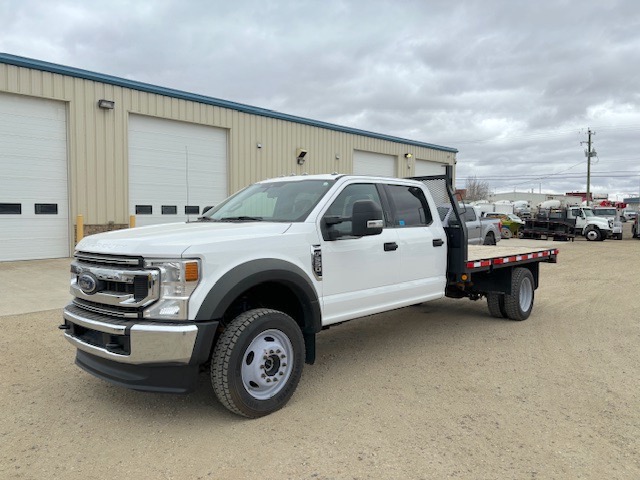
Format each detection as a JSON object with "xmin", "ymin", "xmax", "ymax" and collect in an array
[{"xmin": 467, "ymin": 239, "xmax": 558, "ymax": 262}]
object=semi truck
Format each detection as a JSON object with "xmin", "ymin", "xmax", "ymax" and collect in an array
[{"xmin": 60, "ymin": 172, "xmax": 559, "ymax": 418}]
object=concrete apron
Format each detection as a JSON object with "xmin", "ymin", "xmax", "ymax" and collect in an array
[{"xmin": 0, "ymin": 258, "xmax": 72, "ymax": 316}]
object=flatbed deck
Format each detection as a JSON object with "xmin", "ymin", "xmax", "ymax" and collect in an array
[
  {"xmin": 465, "ymin": 240, "xmax": 559, "ymax": 271},
  {"xmin": 467, "ymin": 240, "xmax": 557, "ymax": 262}
]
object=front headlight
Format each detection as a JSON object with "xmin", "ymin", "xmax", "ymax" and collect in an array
[{"xmin": 143, "ymin": 259, "xmax": 201, "ymax": 320}]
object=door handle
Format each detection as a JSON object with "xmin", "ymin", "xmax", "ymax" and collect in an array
[
  {"xmin": 433, "ymin": 238, "xmax": 444, "ymax": 247},
  {"xmin": 384, "ymin": 242, "xmax": 398, "ymax": 251}
]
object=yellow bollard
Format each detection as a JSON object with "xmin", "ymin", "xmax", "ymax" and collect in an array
[
  {"xmin": 76, "ymin": 214, "xmax": 84, "ymax": 242},
  {"xmin": 129, "ymin": 215, "xmax": 136, "ymax": 228}
]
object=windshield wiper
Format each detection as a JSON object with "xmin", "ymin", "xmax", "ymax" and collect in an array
[{"xmin": 219, "ymin": 216, "xmax": 264, "ymax": 222}]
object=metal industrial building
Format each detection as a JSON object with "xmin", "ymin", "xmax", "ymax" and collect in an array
[{"xmin": 0, "ymin": 53, "xmax": 457, "ymax": 262}]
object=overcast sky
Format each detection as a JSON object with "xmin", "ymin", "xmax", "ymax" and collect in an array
[{"xmin": 2, "ymin": 0, "xmax": 640, "ymax": 200}]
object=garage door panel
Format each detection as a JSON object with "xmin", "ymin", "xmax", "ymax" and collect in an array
[
  {"xmin": 353, "ymin": 150, "xmax": 396, "ymax": 177},
  {"xmin": 0, "ymin": 93, "xmax": 69, "ymax": 261},
  {"xmin": 415, "ymin": 159, "xmax": 445, "ymax": 177},
  {"xmin": 129, "ymin": 115, "xmax": 228, "ymax": 227}
]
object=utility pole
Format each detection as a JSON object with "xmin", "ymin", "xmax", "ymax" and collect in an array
[{"xmin": 582, "ymin": 129, "xmax": 596, "ymax": 206}]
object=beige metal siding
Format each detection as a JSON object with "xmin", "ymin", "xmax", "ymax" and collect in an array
[{"xmin": 1, "ymin": 62, "xmax": 456, "ymax": 233}]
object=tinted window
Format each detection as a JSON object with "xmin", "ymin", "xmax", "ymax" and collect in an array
[
  {"xmin": 463, "ymin": 207, "xmax": 476, "ymax": 222},
  {"xmin": 324, "ymin": 183, "xmax": 383, "ymax": 236},
  {"xmin": 0, "ymin": 203, "xmax": 21, "ymax": 214},
  {"xmin": 385, "ymin": 185, "xmax": 433, "ymax": 227},
  {"xmin": 185, "ymin": 205, "xmax": 200, "ymax": 215},
  {"xmin": 162, "ymin": 205, "xmax": 177, "ymax": 215},
  {"xmin": 35, "ymin": 203, "xmax": 58, "ymax": 214},
  {"xmin": 136, "ymin": 205, "xmax": 152, "ymax": 215}
]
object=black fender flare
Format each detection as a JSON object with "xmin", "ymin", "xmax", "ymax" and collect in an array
[{"xmin": 194, "ymin": 259, "xmax": 321, "ymax": 362}]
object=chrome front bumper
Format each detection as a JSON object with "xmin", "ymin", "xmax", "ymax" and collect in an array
[{"xmin": 62, "ymin": 305, "xmax": 198, "ymax": 365}]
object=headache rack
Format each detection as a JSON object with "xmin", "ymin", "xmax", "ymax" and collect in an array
[{"xmin": 410, "ymin": 170, "xmax": 468, "ymax": 283}]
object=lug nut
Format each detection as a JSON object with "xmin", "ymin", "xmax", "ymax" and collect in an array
[
  {"xmin": 273, "ymin": 378, "xmax": 278, "ymax": 382},
  {"xmin": 282, "ymin": 363, "xmax": 287, "ymax": 367},
  {"xmin": 280, "ymin": 354, "xmax": 286, "ymax": 359},
  {"xmin": 269, "ymin": 349, "xmax": 274, "ymax": 354},
  {"xmin": 276, "ymin": 349, "xmax": 281, "ymax": 354},
  {"xmin": 279, "ymin": 372, "xmax": 284, "ymax": 376},
  {"xmin": 266, "ymin": 378, "xmax": 271, "ymax": 383},
  {"xmin": 261, "ymin": 374, "xmax": 266, "ymax": 378}
]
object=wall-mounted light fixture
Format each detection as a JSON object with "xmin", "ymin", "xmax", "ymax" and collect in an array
[
  {"xmin": 335, "ymin": 153, "xmax": 341, "ymax": 160},
  {"xmin": 97, "ymin": 99, "xmax": 115, "ymax": 110},
  {"xmin": 257, "ymin": 143, "xmax": 262, "ymax": 149},
  {"xmin": 404, "ymin": 153, "xmax": 413, "ymax": 170},
  {"xmin": 296, "ymin": 148, "xmax": 308, "ymax": 165}
]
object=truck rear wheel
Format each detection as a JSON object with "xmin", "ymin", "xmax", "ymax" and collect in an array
[
  {"xmin": 211, "ymin": 308, "xmax": 304, "ymax": 418},
  {"xmin": 503, "ymin": 268, "xmax": 535, "ymax": 321},
  {"xmin": 487, "ymin": 293, "xmax": 507, "ymax": 318},
  {"xmin": 484, "ymin": 232, "xmax": 497, "ymax": 245}
]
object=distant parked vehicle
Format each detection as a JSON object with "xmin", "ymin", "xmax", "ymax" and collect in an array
[
  {"xmin": 621, "ymin": 208, "xmax": 638, "ymax": 222},
  {"xmin": 484, "ymin": 212, "xmax": 525, "ymax": 239},
  {"xmin": 592, "ymin": 207, "xmax": 623, "ymax": 240},
  {"xmin": 439, "ymin": 204, "xmax": 502, "ymax": 245}
]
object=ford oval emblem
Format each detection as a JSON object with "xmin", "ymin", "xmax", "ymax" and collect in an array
[{"xmin": 78, "ymin": 273, "xmax": 99, "ymax": 295}]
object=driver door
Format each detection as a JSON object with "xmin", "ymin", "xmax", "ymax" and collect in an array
[{"xmin": 319, "ymin": 182, "xmax": 400, "ymax": 325}]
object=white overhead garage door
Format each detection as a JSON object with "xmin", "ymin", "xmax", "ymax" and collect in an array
[
  {"xmin": 0, "ymin": 93, "xmax": 69, "ymax": 262},
  {"xmin": 415, "ymin": 159, "xmax": 446, "ymax": 177},
  {"xmin": 128, "ymin": 115, "xmax": 228, "ymax": 227},
  {"xmin": 353, "ymin": 150, "xmax": 396, "ymax": 177}
]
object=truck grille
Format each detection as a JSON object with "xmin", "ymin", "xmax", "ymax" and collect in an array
[{"xmin": 70, "ymin": 252, "xmax": 160, "ymax": 318}]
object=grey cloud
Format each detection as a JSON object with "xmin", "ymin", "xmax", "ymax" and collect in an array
[{"xmin": 2, "ymin": 0, "xmax": 640, "ymax": 198}]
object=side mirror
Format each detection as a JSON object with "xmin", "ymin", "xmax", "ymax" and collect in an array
[{"xmin": 351, "ymin": 200, "xmax": 383, "ymax": 236}]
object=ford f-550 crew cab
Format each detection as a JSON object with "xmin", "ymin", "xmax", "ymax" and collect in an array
[{"xmin": 61, "ymin": 173, "xmax": 558, "ymax": 417}]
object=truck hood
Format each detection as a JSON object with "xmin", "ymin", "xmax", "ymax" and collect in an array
[
  {"xmin": 75, "ymin": 221, "xmax": 292, "ymax": 257},
  {"xmin": 588, "ymin": 216, "xmax": 613, "ymax": 230}
]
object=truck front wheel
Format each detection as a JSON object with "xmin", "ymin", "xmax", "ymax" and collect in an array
[
  {"xmin": 585, "ymin": 227, "xmax": 601, "ymax": 241},
  {"xmin": 503, "ymin": 268, "xmax": 535, "ymax": 321},
  {"xmin": 211, "ymin": 308, "xmax": 304, "ymax": 418}
]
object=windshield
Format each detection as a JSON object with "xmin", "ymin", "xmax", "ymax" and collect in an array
[
  {"xmin": 583, "ymin": 208, "xmax": 594, "ymax": 217},
  {"xmin": 201, "ymin": 179, "xmax": 335, "ymax": 222},
  {"xmin": 594, "ymin": 208, "xmax": 616, "ymax": 216}
]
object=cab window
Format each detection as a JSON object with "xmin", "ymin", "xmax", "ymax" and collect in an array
[
  {"xmin": 323, "ymin": 183, "xmax": 384, "ymax": 237},
  {"xmin": 385, "ymin": 185, "xmax": 433, "ymax": 227},
  {"xmin": 462, "ymin": 208, "xmax": 476, "ymax": 222}
]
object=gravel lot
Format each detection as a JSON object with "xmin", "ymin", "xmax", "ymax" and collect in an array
[{"xmin": 2, "ymin": 227, "xmax": 639, "ymax": 479}]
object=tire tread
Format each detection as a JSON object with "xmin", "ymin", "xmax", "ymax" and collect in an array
[
  {"xmin": 504, "ymin": 268, "xmax": 534, "ymax": 321},
  {"xmin": 211, "ymin": 308, "xmax": 303, "ymax": 418}
]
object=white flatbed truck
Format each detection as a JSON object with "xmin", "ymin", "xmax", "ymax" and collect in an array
[{"xmin": 61, "ymin": 172, "xmax": 558, "ymax": 417}]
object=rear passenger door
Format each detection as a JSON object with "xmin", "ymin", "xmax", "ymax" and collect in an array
[{"xmin": 383, "ymin": 184, "xmax": 447, "ymax": 303}]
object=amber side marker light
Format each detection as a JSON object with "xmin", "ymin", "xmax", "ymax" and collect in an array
[
  {"xmin": 185, "ymin": 262, "xmax": 199, "ymax": 282},
  {"xmin": 461, "ymin": 274, "xmax": 468, "ymax": 281}
]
